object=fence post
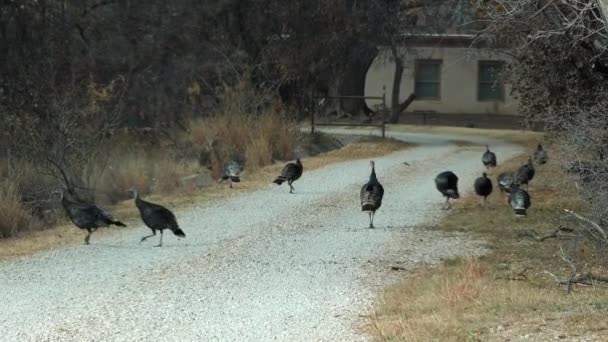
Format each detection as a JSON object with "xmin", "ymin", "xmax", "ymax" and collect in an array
[
  {"xmin": 381, "ymin": 85, "xmax": 386, "ymax": 138},
  {"xmin": 310, "ymin": 91, "xmax": 315, "ymax": 134}
]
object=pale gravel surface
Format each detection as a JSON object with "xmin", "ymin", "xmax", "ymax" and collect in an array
[{"xmin": 0, "ymin": 129, "xmax": 523, "ymax": 341}]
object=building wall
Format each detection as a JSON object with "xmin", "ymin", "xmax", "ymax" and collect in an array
[{"xmin": 364, "ymin": 46, "xmax": 520, "ymax": 115}]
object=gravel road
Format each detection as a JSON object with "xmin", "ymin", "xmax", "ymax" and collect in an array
[{"xmin": 0, "ymin": 129, "xmax": 523, "ymax": 341}]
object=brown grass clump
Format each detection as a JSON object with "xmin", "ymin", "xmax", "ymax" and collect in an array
[
  {"xmin": 191, "ymin": 110, "xmax": 300, "ymax": 179},
  {"xmin": 0, "ymin": 182, "xmax": 43, "ymax": 238},
  {"xmin": 369, "ymin": 138, "xmax": 608, "ymax": 341},
  {"xmin": 371, "ymin": 257, "xmax": 608, "ymax": 341}
]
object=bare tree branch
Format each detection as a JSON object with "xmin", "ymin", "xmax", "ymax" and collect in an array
[{"xmin": 564, "ymin": 209, "xmax": 608, "ymax": 242}]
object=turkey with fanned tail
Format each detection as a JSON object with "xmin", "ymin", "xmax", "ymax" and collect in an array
[
  {"xmin": 508, "ymin": 184, "xmax": 531, "ymax": 217},
  {"xmin": 435, "ymin": 171, "xmax": 460, "ymax": 209},
  {"xmin": 360, "ymin": 160, "xmax": 384, "ymax": 228},
  {"xmin": 219, "ymin": 160, "xmax": 242, "ymax": 188},
  {"xmin": 497, "ymin": 171, "xmax": 516, "ymax": 193}
]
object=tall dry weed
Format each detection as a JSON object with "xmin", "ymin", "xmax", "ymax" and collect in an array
[
  {"xmin": 0, "ymin": 182, "xmax": 43, "ymax": 238},
  {"xmin": 190, "ymin": 110, "xmax": 300, "ymax": 178}
]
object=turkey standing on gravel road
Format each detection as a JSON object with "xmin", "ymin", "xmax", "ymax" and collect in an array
[
  {"xmin": 273, "ymin": 157, "xmax": 303, "ymax": 193},
  {"xmin": 434, "ymin": 171, "xmax": 460, "ymax": 210},
  {"xmin": 360, "ymin": 160, "xmax": 384, "ymax": 228},
  {"xmin": 482, "ymin": 145, "xmax": 497, "ymax": 172},
  {"xmin": 474, "ymin": 172, "xmax": 493, "ymax": 205},
  {"xmin": 218, "ymin": 160, "xmax": 242, "ymax": 188},
  {"xmin": 53, "ymin": 189, "xmax": 126, "ymax": 245},
  {"xmin": 128, "ymin": 188, "xmax": 186, "ymax": 247},
  {"xmin": 508, "ymin": 184, "xmax": 531, "ymax": 217}
]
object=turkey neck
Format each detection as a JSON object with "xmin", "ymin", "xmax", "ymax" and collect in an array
[
  {"xmin": 134, "ymin": 194, "xmax": 146, "ymax": 210},
  {"xmin": 369, "ymin": 166, "xmax": 378, "ymax": 184}
]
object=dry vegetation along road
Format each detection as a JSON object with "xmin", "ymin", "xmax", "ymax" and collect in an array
[{"xmin": 0, "ymin": 129, "xmax": 522, "ymax": 341}]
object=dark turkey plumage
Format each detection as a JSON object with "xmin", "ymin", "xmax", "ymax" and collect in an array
[
  {"xmin": 497, "ymin": 171, "xmax": 515, "ymax": 193},
  {"xmin": 508, "ymin": 184, "xmax": 531, "ymax": 217},
  {"xmin": 482, "ymin": 145, "xmax": 497, "ymax": 170},
  {"xmin": 474, "ymin": 172, "xmax": 493, "ymax": 204},
  {"xmin": 128, "ymin": 188, "xmax": 185, "ymax": 247},
  {"xmin": 435, "ymin": 171, "xmax": 459, "ymax": 209},
  {"xmin": 219, "ymin": 160, "xmax": 242, "ymax": 188},
  {"xmin": 534, "ymin": 143, "xmax": 548, "ymax": 165},
  {"xmin": 516, "ymin": 157, "xmax": 535, "ymax": 189},
  {"xmin": 53, "ymin": 189, "xmax": 126, "ymax": 245},
  {"xmin": 273, "ymin": 158, "xmax": 303, "ymax": 193},
  {"xmin": 360, "ymin": 160, "xmax": 384, "ymax": 228}
]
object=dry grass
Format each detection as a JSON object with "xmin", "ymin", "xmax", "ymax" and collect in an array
[
  {"xmin": 371, "ymin": 258, "xmax": 608, "ymax": 341},
  {"xmin": 0, "ymin": 134, "xmax": 412, "ymax": 261},
  {"xmin": 369, "ymin": 137, "xmax": 608, "ymax": 341},
  {"xmin": 191, "ymin": 110, "xmax": 300, "ymax": 178},
  {"xmin": 0, "ymin": 182, "xmax": 44, "ymax": 238}
]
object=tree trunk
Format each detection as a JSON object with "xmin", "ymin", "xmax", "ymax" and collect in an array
[
  {"xmin": 389, "ymin": 43, "xmax": 416, "ymax": 123},
  {"xmin": 318, "ymin": 43, "xmax": 378, "ymax": 120},
  {"xmin": 390, "ymin": 55, "xmax": 404, "ymax": 123}
]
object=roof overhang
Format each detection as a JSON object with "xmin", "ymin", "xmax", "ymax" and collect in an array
[{"xmin": 398, "ymin": 32, "xmax": 506, "ymax": 48}]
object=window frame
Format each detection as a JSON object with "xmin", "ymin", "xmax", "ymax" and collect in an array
[
  {"xmin": 478, "ymin": 60, "xmax": 505, "ymax": 102},
  {"xmin": 414, "ymin": 59, "xmax": 442, "ymax": 100}
]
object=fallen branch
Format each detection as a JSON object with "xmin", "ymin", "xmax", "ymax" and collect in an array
[
  {"xmin": 543, "ymin": 245, "xmax": 608, "ymax": 292},
  {"xmin": 495, "ymin": 267, "xmax": 529, "ymax": 282},
  {"xmin": 516, "ymin": 226, "xmax": 574, "ymax": 241},
  {"xmin": 544, "ymin": 270, "xmax": 608, "ymax": 287},
  {"xmin": 559, "ymin": 245, "xmax": 577, "ymax": 294},
  {"xmin": 564, "ymin": 209, "xmax": 608, "ymax": 242},
  {"xmin": 390, "ymin": 266, "xmax": 407, "ymax": 271}
]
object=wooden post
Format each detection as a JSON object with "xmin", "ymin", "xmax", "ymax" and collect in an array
[
  {"xmin": 310, "ymin": 91, "xmax": 315, "ymax": 134},
  {"xmin": 381, "ymin": 85, "xmax": 386, "ymax": 138}
]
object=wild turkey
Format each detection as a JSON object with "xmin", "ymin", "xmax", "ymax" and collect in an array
[
  {"xmin": 474, "ymin": 172, "xmax": 493, "ymax": 205},
  {"xmin": 435, "ymin": 171, "xmax": 460, "ymax": 209},
  {"xmin": 128, "ymin": 188, "xmax": 185, "ymax": 247},
  {"xmin": 273, "ymin": 157, "xmax": 303, "ymax": 193},
  {"xmin": 218, "ymin": 160, "xmax": 242, "ymax": 188},
  {"xmin": 516, "ymin": 157, "xmax": 535, "ymax": 190},
  {"xmin": 482, "ymin": 145, "xmax": 497, "ymax": 171},
  {"xmin": 497, "ymin": 171, "xmax": 516, "ymax": 193},
  {"xmin": 52, "ymin": 189, "xmax": 126, "ymax": 245},
  {"xmin": 360, "ymin": 161, "xmax": 384, "ymax": 228},
  {"xmin": 508, "ymin": 184, "xmax": 531, "ymax": 217},
  {"xmin": 534, "ymin": 143, "xmax": 548, "ymax": 165}
]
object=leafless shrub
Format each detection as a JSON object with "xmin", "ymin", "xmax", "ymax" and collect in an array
[{"xmin": 537, "ymin": 102, "xmax": 608, "ymax": 260}]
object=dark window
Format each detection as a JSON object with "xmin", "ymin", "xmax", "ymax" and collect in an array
[
  {"xmin": 414, "ymin": 60, "xmax": 441, "ymax": 100},
  {"xmin": 478, "ymin": 61, "xmax": 505, "ymax": 101}
]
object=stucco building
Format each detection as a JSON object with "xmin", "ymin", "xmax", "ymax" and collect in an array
[{"xmin": 365, "ymin": 1, "xmax": 520, "ymax": 119}]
